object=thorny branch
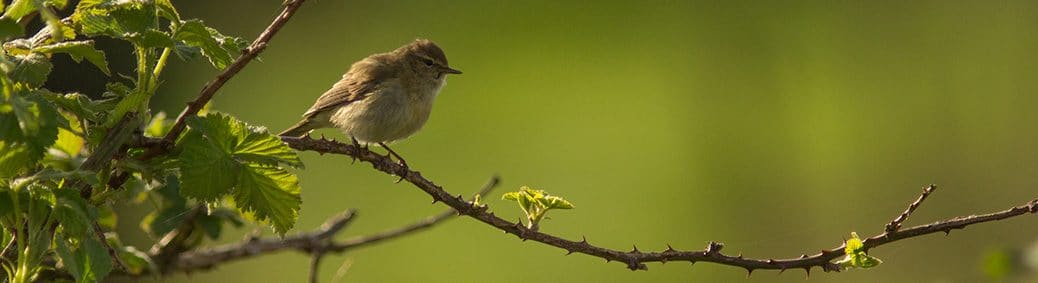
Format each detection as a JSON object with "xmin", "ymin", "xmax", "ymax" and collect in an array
[
  {"xmin": 885, "ymin": 184, "xmax": 936, "ymax": 233},
  {"xmin": 280, "ymin": 136, "xmax": 1038, "ymax": 275},
  {"xmin": 168, "ymin": 176, "xmax": 498, "ymax": 279}
]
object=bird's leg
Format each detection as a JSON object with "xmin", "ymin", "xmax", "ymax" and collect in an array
[
  {"xmin": 350, "ymin": 137, "xmax": 362, "ymax": 164},
  {"xmin": 378, "ymin": 142, "xmax": 410, "ymax": 183},
  {"xmin": 378, "ymin": 142, "xmax": 408, "ymax": 168}
]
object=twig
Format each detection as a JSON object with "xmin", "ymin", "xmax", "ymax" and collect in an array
[
  {"xmin": 329, "ymin": 176, "xmax": 499, "ymax": 252},
  {"xmin": 172, "ymin": 209, "xmax": 356, "ymax": 272},
  {"xmin": 92, "ymin": 223, "xmax": 129, "ymax": 272},
  {"xmin": 170, "ymin": 176, "xmax": 497, "ymax": 274},
  {"xmin": 138, "ymin": 0, "xmax": 308, "ymax": 160},
  {"xmin": 149, "ymin": 205, "xmax": 203, "ymax": 273},
  {"xmin": 308, "ymin": 250, "xmax": 324, "ymax": 283},
  {"xmin": 885, "ymin": 184, "xmax": 937, "ymax": 233},
  {"xmin": 280, "ymin": 136, "xmax": 1038, "ymax": 274}
]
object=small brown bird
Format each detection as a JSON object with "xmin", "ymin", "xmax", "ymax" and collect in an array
[{"xmin": 279, "ymin": 39, "xmax": 461, "ymax": 167}]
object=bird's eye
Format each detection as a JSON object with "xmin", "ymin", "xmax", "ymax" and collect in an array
[{"xmin": 422, "ymin": 58, "xmax": 434, "ymax": 66}]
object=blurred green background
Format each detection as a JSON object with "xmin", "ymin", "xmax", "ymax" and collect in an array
[{"xmin": 120, "ymin": 1, "xmax": 1038, "ymax": 282}]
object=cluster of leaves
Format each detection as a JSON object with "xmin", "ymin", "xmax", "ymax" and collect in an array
[
  {"xmin": 835, "ymin": 232, "xmax": 882, "ymax": 269},
  {"xmin": 502, "ymin": 186, "xmax": 574, "ymax": 231},
  {"xmin": 0, "ymin": 0, "xmax": 302, "ymax": 282}
]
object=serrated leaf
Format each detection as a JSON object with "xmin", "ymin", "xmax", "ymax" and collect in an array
[
  {"xmin": 45, "ymin": 0, "xmax": 69, "ymax": 9},
  {"xmin": 173, "ymin": 19, "xmax": 233, "ymax": 69},
  {"xmin": 154, "ymin": 0, "xmax": 179, "ymax": 22},
  {"xmin": 544, "ymin": 195, "xmax": 574, "ymax": 209},
  {"xmin": 0, "ymin": 94, "xmax": 59, "ymax": 177},
  {"xmin": 501, "ymin": 192, "xmax": 520, "ymax": 201},
  {"xmin": 178, "ymin": 113, "xmax": 302, "ymax": 233},
  {"xmin": 3, "ymin": 0, "xmax": 36, "ymax": 21},
  {"xmin": 72, "ymin": 0, "xmax": 157, "ymax": 38},
  {"xmin": 53, "ymin": 122, "xmax": 84, "ymax": 157},
  {"xmin": 233, "ymin": 126, "xmax": 303, "ymax": 168},
  {"xmin": 187, "ymin": 113, "xmax": 302, "ymax": 167},
  {"xmin": 53, "ymin": 188, "xmax": 92, "ymax": 237},
  {"xmin": 39, "ymin": 91, "xmax": 104, "ymax": 121},
  {"xmin": 55, "ymin": 233, "xmax": 113, "ymax": 283},
  {"xmin": 9, "ymin": 53, "xmax": 53, "ymax": 87},
  {"xmin": 838, "ymin": 232, "xmax": 882, "ymax": 269},
  {"xmin": 171, "ymin": 41, "xmax": 202, "ymax": 61},
  {"xmin": 0, "ymin": 141, "xmax": 34, "ymax": 178},
  {"xmin": 233, "ymin": 163, "xmax": 300, "ymax": 234},
  {"xmin": 178, "ymin": 128, "xmax": 239, "ymax": 201},
  {"xmin": 3, "ymin": 38, "xmax": 32, "ymax": 55},
  {"xmin": 0, "ymin": 18, "xmax": 24, "ymax": 41},
  {"xmin": 33, "ymin": 40, "xmax": 110, "ymax": 75},
  {"xmin": 126, "ymin": 29, "xmax": 174, "ymax": 49}
]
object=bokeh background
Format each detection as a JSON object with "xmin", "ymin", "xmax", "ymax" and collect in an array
[{"xmin": 102, "ymin": 1, "xmax": 1038, "ymax": 282}]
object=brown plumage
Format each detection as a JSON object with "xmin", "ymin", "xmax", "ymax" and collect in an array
[{"xmin": 279, "ymin": 39, "xmax": 461, "ymax": 166}]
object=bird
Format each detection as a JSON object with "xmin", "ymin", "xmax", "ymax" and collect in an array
[{"xmin": 279, "ymin": 39, "xmax": 461, "ymax": 167}]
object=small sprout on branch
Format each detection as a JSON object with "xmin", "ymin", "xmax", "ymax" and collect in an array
[
  {"xmin": 502, "ymin": 186, "xmax": 573, "ymax": 231},
  {"xmin": 835, "ymin": 232, "xmax": 882, "ymax": 269}
]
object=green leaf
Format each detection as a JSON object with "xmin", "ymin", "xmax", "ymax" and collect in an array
[
  {"xmin": 173, "ymin": 19, "xmax": 239, "ymax": 69},
  {"xmin": 501, "ymin": 192, "xmax": 520, "ymax": 201},
  {"xmin": 72, "ymin": 0, "xmax": 157, "ymax": 38},
  {"xmin": 544, "ymin": 195, "xmax": 574, "ymax": 209},
  {"xmin": 154, "ymin": 0, "xmax": 179, "ymax": 22},
  {"xmin": 33, "ymin": 41, "xmax": 111, "ymax": 75},
  {"xmin": 44, "ymin": 0, "xmax": 69, "ymax": 9},
  {"xmin": 233, "ymin": 129, "xmax": 304, "ymax": 169},
  {"xmin": 233, "ymin": 163, "xmax": 300, "ymax": 234},
  {"xmin": 96, "ymin": 205, "xmax": 116, "ymax": 229},
  {"xmin": 126, "ymin": 29, "xmax": 174, "ymax": 49},
  {"xmin": 144, "ymin": 111, "xmax": 170, "ymax": 137},
  {"xmin": 177, "ymin": 113, "xmax": 303, "ymax": 234},
  {"xmin": 502, "ymin": 186, "xmax": 575, "ymax": 229},
  {"xmin": 178, "ymin": 128, "xmax": 239, "ymax": 200},
  {"xmin": 55, "ymin": 233, "xmax": 113, "ymax": 283},
  {"xmin": 117, "ymin": 245, "xmax": 154, "ymax": 275},
  {"xmin": 0, "ymin": 141, "xmax": 35, "ymax": 178},
  {"xmin": 837, "ymin": 232, "xmax": 883, "ymax": 269},
  {"xmin": 171, "ymin": 41, "xmax": 202, "ymax": 61},
  {"xmin": 53, "ymin": 124, "xmax": 84, "ymax": 157},
  {"xmin": 0, "ymin": 189, "xmax": 12, "ymax": 217},
  {"xmin": 9, "ymin": 53, "xmax": 54, "ymax": 88},
  {"xmin": 0, "ymin": 94, "xmax": 59, "ymax": 177},
  {"xmin": 3, "ymin": 0, "xmax": 36, "ymax": 21},
  {"xmin": 0, "ymin": 18, "xmax": 24, "ymax": 41},
  {"xmin": 185, "ymin": 113, "xmax": 302, "ymax": 167},
  {"xmin": 53, "ymin": 188, "xmax": 93, "ymax": 237}
]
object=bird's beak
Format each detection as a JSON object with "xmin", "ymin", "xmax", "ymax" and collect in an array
[{"xmin": 441, "ymin": 66, "xmax": 462, "ymax": 74}]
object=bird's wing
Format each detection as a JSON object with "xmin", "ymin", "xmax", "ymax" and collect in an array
[{"xmin": 303, "ymin": 57, "xmax": 393, "ymax": 118}]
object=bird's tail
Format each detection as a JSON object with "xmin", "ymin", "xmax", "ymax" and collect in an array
[{"xmin": 279, "ymin": 120, "xmax": 315, "ymax": 137}]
